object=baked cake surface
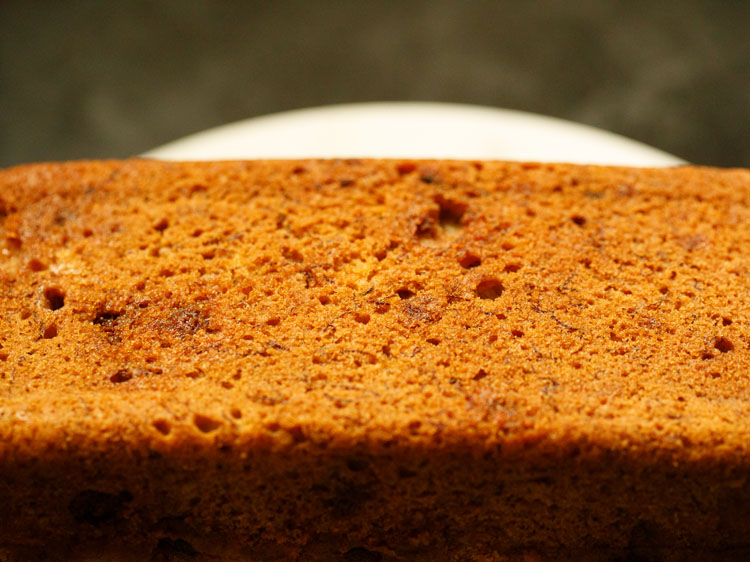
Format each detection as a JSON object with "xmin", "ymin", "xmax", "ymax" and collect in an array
[{"xmin": 1, "ymin": 159, "xmax": 750, "ymax": 561}]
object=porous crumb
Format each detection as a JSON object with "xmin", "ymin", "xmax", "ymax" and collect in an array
[{"xmin": 1, "ymin": 159, "xmax": 750, "ymax": 561}]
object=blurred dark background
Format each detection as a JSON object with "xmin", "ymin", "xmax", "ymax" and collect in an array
[{"xmin": 1, "ymin": 0, "xmax": 748, "ymax": 168}]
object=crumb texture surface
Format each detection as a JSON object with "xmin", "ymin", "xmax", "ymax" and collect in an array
[{"xmin": 1, "ymin": 159, "xmax": 750, "ymax": 560}]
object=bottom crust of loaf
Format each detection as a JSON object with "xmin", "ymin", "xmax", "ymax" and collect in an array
[
  {"xmin": 4, "ymin": 540, "xmax": 750, "ymax": 562},
  {"xmin": 3, "ymin": 445, "xmax": 750, "ymax": 562}
]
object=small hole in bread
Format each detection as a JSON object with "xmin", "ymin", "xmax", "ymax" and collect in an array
[
  {"xmin": 434, "ymin": 194, "xmax": 468, "ymax": 227},
  {"xmin": 93, "ymin": 310, "xmax": 122, "ymax": 327},
  {"xmin": 282, "ymin": 247, "xmax": 303, "ymax": 262},
  {"xmin": 43, "ymin": 324, "xmax": 58, "ymax": 339},
  {"xmin": 43, "ymin": 287, "xmax": 65, "ymax": 310},
  {"xmin": 28, "ymin": 258, "xmax": 47, "ymax": 272},
  {"xmin": 473, "ymin": 369, "xmax": 488, "ymax": 381},
  {"xmin": 109, "ymin": 369, "xmax": 132, "ymax": 383},
  {"xmin": 193, "ymin": 414, "xmax": 222, "ymax": 433},
  {"xmin": 458, "ymin": 252, "xmax": 481, "ymax": 269},
  {"xmin": 152, "ymin": 419, "xmax": 171, "ymax": 436},
  {"xmin": 354, "ymin": 312, "xmax": 370, "ymax": 324},
  {"xmin": 715, "ymin": 337, "xmax": 734, "ymax": 353},
  {"xmin": 396, "ymin": 162, "xmax": 416, "ymax": 175},
  {"xmin": 476, "ymin": 279, "xmax": 504, "ymax": 300}
]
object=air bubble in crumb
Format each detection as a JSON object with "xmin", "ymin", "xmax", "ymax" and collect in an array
[
  {"xmin": 282, "ymin": 247, "xmax": 303, "ymax": 262},
  {"xmin": 193, "ymin": 414, "xmax": 222, "ymax": 433},
  {"xmin": 28, "ymin": 258, "xmax": 47, "ymax": 272},
  {"xmin": 715, "ymin": 337, "xmax": 734, "ymax": 353},
  {"xmin": 43, "ymin": 287, "xmax": 65, "ymax": 310},
  {"xmin": 473, "ymin": 369, "xmax": 488, "ymax": 381},
  {"xmin": 110, "ymin": 370, "xmax": 132, "ymax": 383},
  {"xmin": 434, "ymin": 194, "xmax": 467, "ymax": 226},
  {"xmin": 396, "ymin": 162, "xmax": 416, "ymax": 175},
  {"xmin": 476, "ymin": 279, "xmax": 504, "ymax": 300},
  {"xmin": 571, "ymin": 215, "xmax": 587, "ymax": 227},
  {"xmin": 354, "ymin": 312, "xmax": 370, "ymax": 324},
  {"xmin": 458, "ymin": 252, "xmax": 481, "ymax": 269},
  {"xmin": 152, "ymin": 420, "xmax": 171, "ymax": 436},
  {"xmin": 43, "ymin": 324, "xmax": 58, "ymax": 339},
  {"xmin": 153, "ymin": 219, "xmax": 169, "ymax": 232}
]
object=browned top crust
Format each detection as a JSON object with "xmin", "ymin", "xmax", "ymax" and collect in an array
[{"xmin": 1, "ymin": 159, "xmax": 749, "ymax": 467}]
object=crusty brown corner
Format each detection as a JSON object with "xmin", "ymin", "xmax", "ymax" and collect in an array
[{"xmin": 1, "ymin": 159, "xmax": 750, "ymax": 561}]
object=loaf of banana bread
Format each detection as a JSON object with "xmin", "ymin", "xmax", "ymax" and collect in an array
[{"xmin": 1, "ymin": 159, "xmax": 750, "ymax": 561}]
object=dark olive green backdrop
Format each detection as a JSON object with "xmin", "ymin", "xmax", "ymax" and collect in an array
[{"xmin": 1, "ymin": 1, "xmax": 748, "ymax": 167}]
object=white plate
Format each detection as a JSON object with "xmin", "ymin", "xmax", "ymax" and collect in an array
[{"xmin": 144, "ymin": 102, "xmax": 684, "ymax": 166}]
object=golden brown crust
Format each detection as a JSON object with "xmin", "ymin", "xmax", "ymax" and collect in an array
[{"xmin": 2, "ymin": 159, "xmax": 750, "ymax": 560}]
